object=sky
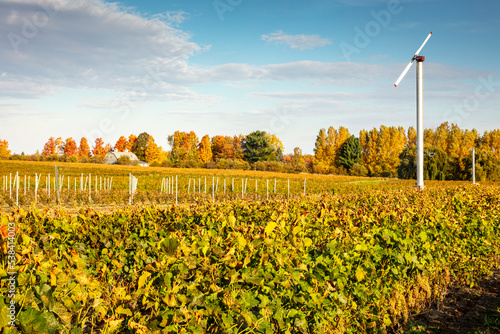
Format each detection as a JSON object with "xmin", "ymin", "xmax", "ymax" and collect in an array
[{"xmin": 1, "ymin": 0, "xmax": 499, "ymax": 155}]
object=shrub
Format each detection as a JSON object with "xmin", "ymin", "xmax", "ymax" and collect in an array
[
  {"xmin": 350, "ymin": 163, "xmax": 369, "ymax": 177},
  {"xmin": 66, "ymin": 155, "xmax": 79, "ymax": 163}
]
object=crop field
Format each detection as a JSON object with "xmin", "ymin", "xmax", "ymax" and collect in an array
[
  {"xmin": 0, "ymin": 160, "xmax": 399, "ymax": 210},
  {"xmin": 0, "ymin": 161, "xmax": 499, "ymax": 333}
]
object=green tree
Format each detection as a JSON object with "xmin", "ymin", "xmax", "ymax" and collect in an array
[
  {"xmin": 338, "ymin": 135, "xmax": 362, "ymax": 171},
  {"xmin": 243, "ymin": 131, "xmax": 275, "ymax": 163},
  {"xmin": 463, "ymin": 149, "xmax": 500, "ymax": 182},
  {"xmin": 398, "ymin": 145, "xmax": 448, "ymax": 180},
  {"xmin": 290, "ymin": 147, "xmax": 307, "ymax": 172},
  {"xmin": 133, "ymin": 132, "xmax": 150, "ymax": 161}
]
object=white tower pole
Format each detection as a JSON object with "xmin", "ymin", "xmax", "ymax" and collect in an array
[
  {"xmin": 394, "ymin": 32, "xmax": 432, "ymax": 191},
  {"xmin": 416, "ymin": 58, "xmax": 425, "ymax": 190}
]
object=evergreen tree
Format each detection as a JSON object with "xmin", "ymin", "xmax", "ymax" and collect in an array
[
  {"xmin": 338, "ymin": 135, "xmax": 362, "ymax": 171},
  {"xmin": 243, "ymin": 131, "xmax": 275, "ymax": 163}
]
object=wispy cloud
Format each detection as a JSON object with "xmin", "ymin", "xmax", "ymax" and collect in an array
[
  {"xmin": 261, "ymin": 30, "xmax": 332, "ymax": 50},
  {"xmin": 152, "ymin": 10, "xmax": 190, "ymax": 26}
]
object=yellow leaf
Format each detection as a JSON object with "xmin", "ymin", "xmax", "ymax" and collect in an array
[
  {"xmin": 237, "ymin": 236, "xmax": 247, "ymax": 249},
  {"xmin": 264, "ymin": 221, "xmax": 277, "ymax": 236},
  {"xmin": 303, "ymin": 238, "xmax": 312, "ymax": 248},
  {"xmin": 292, "ymin": 225, "xmax": 301, "ymax": 235},
  {"xmin": 50, "ymin": 273, "xmax": 57, "ymax": 286},
  {"xmin": 355, "ymin": 266, "xmax": 365, "ymax": 282},
  {"xmin": 138, "ymin": 271, "xmax": 151, "ymax": 290}
]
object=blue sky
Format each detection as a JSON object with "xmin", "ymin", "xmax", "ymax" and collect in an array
[{"xmin": 1, "ymin": 0, "xmax": 499, "ymax": 155}]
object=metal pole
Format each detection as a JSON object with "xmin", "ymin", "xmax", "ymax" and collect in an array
[{"xmin": 416, "ymin": 58, "xmax": 424, "ymax": 190}]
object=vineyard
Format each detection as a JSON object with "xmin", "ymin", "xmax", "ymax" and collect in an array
[
  {"xmin": 0, "ymin": 161, "xmax": 499, "ymax": 333},
  {"xmin": 0, "ymin": 161, "xmax": 396, "ymax": 210}
]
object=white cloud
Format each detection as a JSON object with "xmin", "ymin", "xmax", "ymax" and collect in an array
[
  {"xmin": 261, "ymin": 30, "xmax": 332, "ymax": 51},
  {"xmin": 152, "ymin": 10, "xmax": 190, "ymax": 26},
  {"xmin": 0, "ymin": 0, "xmax": 202, "ymax": 98}
]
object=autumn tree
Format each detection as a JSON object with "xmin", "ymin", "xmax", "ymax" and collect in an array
[
  {"xmin": 312, "ymin": 129, "xmax": 329, "ymax": 173},
  {"xmin": 198, "ymin": 135, "xmax": 213, "ymax": 164},
  {"xmin": 407, "ymin": 127, "xmax": 417, "ymax": 147},
  {"xmin": 114, "ymin": 136, "xmax": 128, "ymax": 152},
  {"xmin": 232, "ymin": 135, "xmax": 245, "ymax": 161},
  {"xmin": 290, "ymin": 147, "xmax": 307, "ymax": 172},
  {"xmin": 127, "ymin": 134, "xmax": 137, "ymax": 152},
  {"xmin": 42, "ymin": 137, "xmax": 57, "ymax": 157},
  {"xmin": 92, "ymin": 138, "xmax": 106, "ymax": 158},
  {"xmin": 168, "ymin": 131, "xmax": 199, "ymax": 165},
  {"xmin": 0, "ymin": 139, "xmax": 11, "ymax": 159},
  {"xmin": 359, "ymin": 128, "xmax": 380, "ymax": 176},
  {"xmin": 480, "ymin": 129, "xmax": 500, "ymax": 161},
  {"xmin": 145, "ymin": 139, "xmax": 161, "ymax": 164},
  {"xmin": 312, "ymin": 126, "xmax": 351, "ymax": 173},
  {"xmin": 63, "ymin": 138, "xmax": 78, "ymax": 157},
  {"xmin": 266, "ymin": 133, "xmax": 284, "ymax": 160},
  {"xmin": 78, "ymin": 138, "xmax": 91, "ymax": 158}
]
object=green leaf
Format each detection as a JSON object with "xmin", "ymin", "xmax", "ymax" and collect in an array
[
  {"xmin": 419, "ymin": 231, "xmax": 428, "ymax": 242},
  {"xmin": 18, "ymin": 309, "xmax": 60, "ymax": 334}
]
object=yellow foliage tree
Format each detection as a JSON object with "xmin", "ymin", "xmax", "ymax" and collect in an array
[
  {"xmin": 145, "ymin": 139, "xmax": 161, "ymax": 164},
  {"xmin": 0, "ymin": 139, "xmax": 11, "ymax": 159},
  {"xmin": 198, "ymin": 135, "xmax": 213, "ymax": 164}
]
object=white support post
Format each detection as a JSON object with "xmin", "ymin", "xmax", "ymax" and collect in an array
[
  {"xmin": 15, "ymin": 172, "xmax": 18, "ymax": 207},
  {"xmin": 266, "ymin": 179, "xmax": 269, "ymax": 200}
]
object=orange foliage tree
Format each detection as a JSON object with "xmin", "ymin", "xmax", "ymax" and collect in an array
[
  {"xmin": 92, "ymin": 138, "xmax": 106, "ymax": 158},
  {"xmin": 127, "ymin": 134, "xmax": 137, "ymax": 152},
  {"xmin": 114, "ymin": 136, "xmax": 128, "ymax": 152},
  {"xmin": 42, "ymin": 137, "xmax": 57, "ymax": 156},
  {"xmin": 0, "ymin": 139, "xmax": 11, "ymax": 159},
  {"xmin": 64, "ymin": 138, "xmax": 78, "ymax": 157},
  {"xmin": 79, "ymin": 138, "xmax": 91, "ymax": 158}
]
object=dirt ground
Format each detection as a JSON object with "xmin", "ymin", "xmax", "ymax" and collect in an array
[{"xmin": 405, "ymin": 269, "xmax": 500, "ymax": 333}]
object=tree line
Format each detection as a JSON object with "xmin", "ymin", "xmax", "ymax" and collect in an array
[{"xmin": 1, "ymin": 122, "xmax": 499, "ymax": 180}]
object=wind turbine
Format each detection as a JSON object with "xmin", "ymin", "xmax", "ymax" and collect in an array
[{"xmin": 394, "ymin": 32, "xmax": 432, "ymax": 190}]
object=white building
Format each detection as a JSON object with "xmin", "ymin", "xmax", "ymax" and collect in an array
[{"xmin": 103, "ymin": 151, "xmax": 149, "ymax": 167}]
